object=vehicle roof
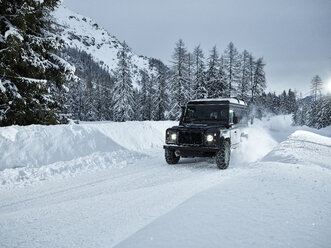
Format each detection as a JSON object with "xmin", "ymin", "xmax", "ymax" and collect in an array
[{"xmin": 188, "ymin": 98, "xmax": 247, "ymax": 106}]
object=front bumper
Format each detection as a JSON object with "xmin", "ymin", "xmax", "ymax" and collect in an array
[{"xmin": 163, "ymin": 145, "xmax": 219, "ymax": 157}]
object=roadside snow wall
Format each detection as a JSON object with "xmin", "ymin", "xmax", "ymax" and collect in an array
[{"xmin": 0, "ymin": 121, "xmax": 175, "ymax": 171}]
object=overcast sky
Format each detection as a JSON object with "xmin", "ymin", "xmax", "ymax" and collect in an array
[{"xmin": 63, "ymin": 0, "xmax": 331, "ymax": 95}]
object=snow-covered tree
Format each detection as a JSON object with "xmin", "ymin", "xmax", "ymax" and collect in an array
[
  {"xmin": 218, "ymin": 56, "xmax": 227, "ymax": 98},
  {"xmin": 150, "ymin": 58, "xmax": 169, "ymax": 120},
  {"xmin": 139, "ymin": 69, "xmax": 151, "ymax": 120},
  {"xmin": 206, "ymin": 46, "xmax": 224, "ymax": 98},
  {"xmin": 315, "ymin": 96, "xmax": 331, "ymax": 128},
  {"xmin": 251, "ymin": 57, "xmax": 266, "ymax": 103},
  {"xmin": 192, "ymin": 45, "xmax": 206, "ymax": 99},
  {"xmin": 238, "ymin": 50, "xmax": 250, "ymax": 101},
  {"xmin": 168, "ymin": 39, "xmax": 189, "ymax": 120},
  {"xmin": 223, "ymin": 42, "xmax": 241, "ymax": 97},
  {"xmin": 310, "ymin": 75, "xmax": 323, "ymax": 102},
  {"xmin": 287, "ymin": 89, "xmax": 297, "ymax": 114},
  {"xmin": 279, "ymin": 90, "xmax": 287, "ymax": 114},
  {"xmin": 187, "ymin": 52, "xmax": 194, "ymax": 99},
  {"xmin": 60, "ymin": 48, "xmax": 114, "ymax": 121},
  {"xmin": 112, "ymin": 41, "xmax": 135, "ymax": 122},
  {"xmin": 0, "ymin": 0, "xmax": 75, "ymax": 126}
]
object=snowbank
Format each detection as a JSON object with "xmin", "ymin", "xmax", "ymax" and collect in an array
[
  {"xmin": 0, "ymin": 121, "xmax": 176, "ymax": 185},
  {"xmin": 263, "ymin": 130, "xmax": 331, "ymax": 169},
  {"xmin": 0, "ymin": 116, "xmax": 329, "ymax": 186},
  {"xmin": 0, "ymin": 121, "xmax": 175, "ymax": 171}
]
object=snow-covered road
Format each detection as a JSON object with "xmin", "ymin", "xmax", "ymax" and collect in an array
[{"xmin": 0, "ymin": 116, "xmax": 330, "ymax": 248}]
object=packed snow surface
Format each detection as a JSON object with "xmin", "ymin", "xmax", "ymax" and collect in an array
[{"xmin": 0, "ymin": 115, "xmax": 330, "ymax": 247}]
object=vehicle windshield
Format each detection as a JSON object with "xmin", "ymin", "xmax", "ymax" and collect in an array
[{"xmin": 183, "ymin": 105, "xmax": 229, "ymax": 123}]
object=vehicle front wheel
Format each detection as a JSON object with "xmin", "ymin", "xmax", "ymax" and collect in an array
[
  {"xmin": 216, "ymin": 140, "xmax": 231, "ymax": 169},
  {"xmin": 165, "ymin": 149, "xmax": 180, "ymax": 164}
]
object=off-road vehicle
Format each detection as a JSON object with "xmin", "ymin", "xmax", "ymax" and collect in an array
[{"xmin": 164, "ymin": 98, "xmax": 248, "ymax": 169}]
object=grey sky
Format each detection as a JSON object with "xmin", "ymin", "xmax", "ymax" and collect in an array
[{"xmin": 63, "ymin": 0, "xmax": 331, "ymax": 95}]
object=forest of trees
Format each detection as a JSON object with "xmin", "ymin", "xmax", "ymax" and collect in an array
[
  {"xmin": 62, "ymin": 39, "xmax": 268, "ymax": 122},
  {"xmin": 0, "ymin": 2, "xmax": 330, "ymax": 129},
  {"xmin": 292, "ymin": 76, "xmax": 331, "ymax": 129}
]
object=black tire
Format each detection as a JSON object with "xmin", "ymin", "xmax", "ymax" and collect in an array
[
  {"xmin": 165, "ymin": 149, "xmax": 180, "ymax": 164},
  {"xmin": 216, "ymin": 140, "xmax": 231, "ymax": 169}
]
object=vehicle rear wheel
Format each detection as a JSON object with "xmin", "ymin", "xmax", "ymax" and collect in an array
[
  {"xmin": 165, "ymin": 149, "xmax": 180, "ymax": 164},
  {"xmin": 216, "ymin": 140, "xmax": 230, "ymax": 169}
]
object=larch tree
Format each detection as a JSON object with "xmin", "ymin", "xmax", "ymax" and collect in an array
[
  {"xmin": 223, "ymin": 42, "xmax": 241, "ymax": 97},
  {"xmin": 251, "ymin": 57, "xmax": 266, "ymax": 103},
  {"xmin": 238, "ymin": 50, "xmax": 250, "ymax": 101},
  {"xmin": 310, "ymin": 75, "xmax": 323, "ymax": 102}
]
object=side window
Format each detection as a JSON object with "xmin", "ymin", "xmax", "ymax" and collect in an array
[
  {"xmin": 242, "ymin": 109, "xmax": 248, "ymax": 124},
  {"xmin": 232, "ymin": 107, "xmax": 249, "ymax": 124},
  {"xmin": 233, "ymin": 108, "xmax": 240, "ymax": 124},
  {"xmin": 239, "ymin": 109, "xmax": 244, "ymax": 123},
  {"xmin": 229, "ymin": 110, "xmax": 234, "ymax": 124}
]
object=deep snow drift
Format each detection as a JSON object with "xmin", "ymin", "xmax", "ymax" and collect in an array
[
  {"xmin": 0, "ymin": 121, "xmax": 175, "ymax": 186},
  {"xmin": 0, "ymin": 116, "xmax": 330, "ymax": 248}
]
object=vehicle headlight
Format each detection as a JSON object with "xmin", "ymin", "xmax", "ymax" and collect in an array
[
  {"xmin": 206, "ymin": 133, "xmax": 217, "ymax": 143},
  {"xmin": 206, "ymin": 134, "xmax": 213, "ymax": 142},
  {"xmin": 166, "ymin": 131, "xmax": 177, "ymax": 144},
  {"xmin": 171, "ymin": 133, "xmax": 177, "ymax": 140}
]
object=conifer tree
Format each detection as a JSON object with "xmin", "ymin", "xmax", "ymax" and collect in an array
[
  {"xmin": 168, "ymin": 39, "xmax": 189, "ymax": 120},
  {"xmin": 287, "ymin": 89, "xmax": 297, "ymax": 113},
  {"xmin": 192, "ymin": 45, "xmax": 206, "ymax": 99},
  {"xmin": 218, "ymin": 56, "xmax": 227, "ymax": 98},
  {"xmin": 310, "ymin": 75, "xmax": 323, "ymax": 102},
  {"xmin": 150, "ymin": 58, "xmax": 168, "ymax": 120},
  {"xmin": 112, "ymin": 41, "xmax": 134, "ymax": 122},
  {"xmin": 0, "ymin": 0, "xmax": 75, "ymax": 126},
  {"xmin": 223, "ymin": 42, "xmax": 241, "ymax": 97},
  {"xmin": 187, "ymin": 52, "xmax": 194, "ymax": 99},
  {"xmin": 279, "ymin": 90, "xmax": 287, "ymax": 114},
  {"xmin": 316, "ymin": 96, "xmax": 331, "ymax": 128},
  {"xmin": 139, "ymin": 69, "xmax": 151, "ymax": 120},
  {"xmin": 250, "ymin": 58, "xmax": 266, "ymax": 103},
  {"xmin": 206, "ymin": 46, "xmax": 224, "ymax": 98},
  {"xmin": 238, "ymin": 50, "xmax": 250, "ymax": 101}
]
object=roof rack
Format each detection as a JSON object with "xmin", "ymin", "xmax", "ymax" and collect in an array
[{"xmin": 188, "ymin": 97, "xmax": 247, "ymax": 106}]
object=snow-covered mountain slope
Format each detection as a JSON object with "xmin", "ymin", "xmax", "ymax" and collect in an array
[{"xmin": 51, "ymin": 5, "xmax": 154, "ymax": 88}]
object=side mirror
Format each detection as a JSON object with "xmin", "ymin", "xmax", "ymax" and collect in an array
[{"xmin": 179, "ymin": 106, "xmax": 186, "ymax": 125}]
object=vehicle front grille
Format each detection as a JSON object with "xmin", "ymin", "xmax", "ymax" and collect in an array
[{"xmin": 178, "ymin": 131, "xmax": 203, "ymax": 145}]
